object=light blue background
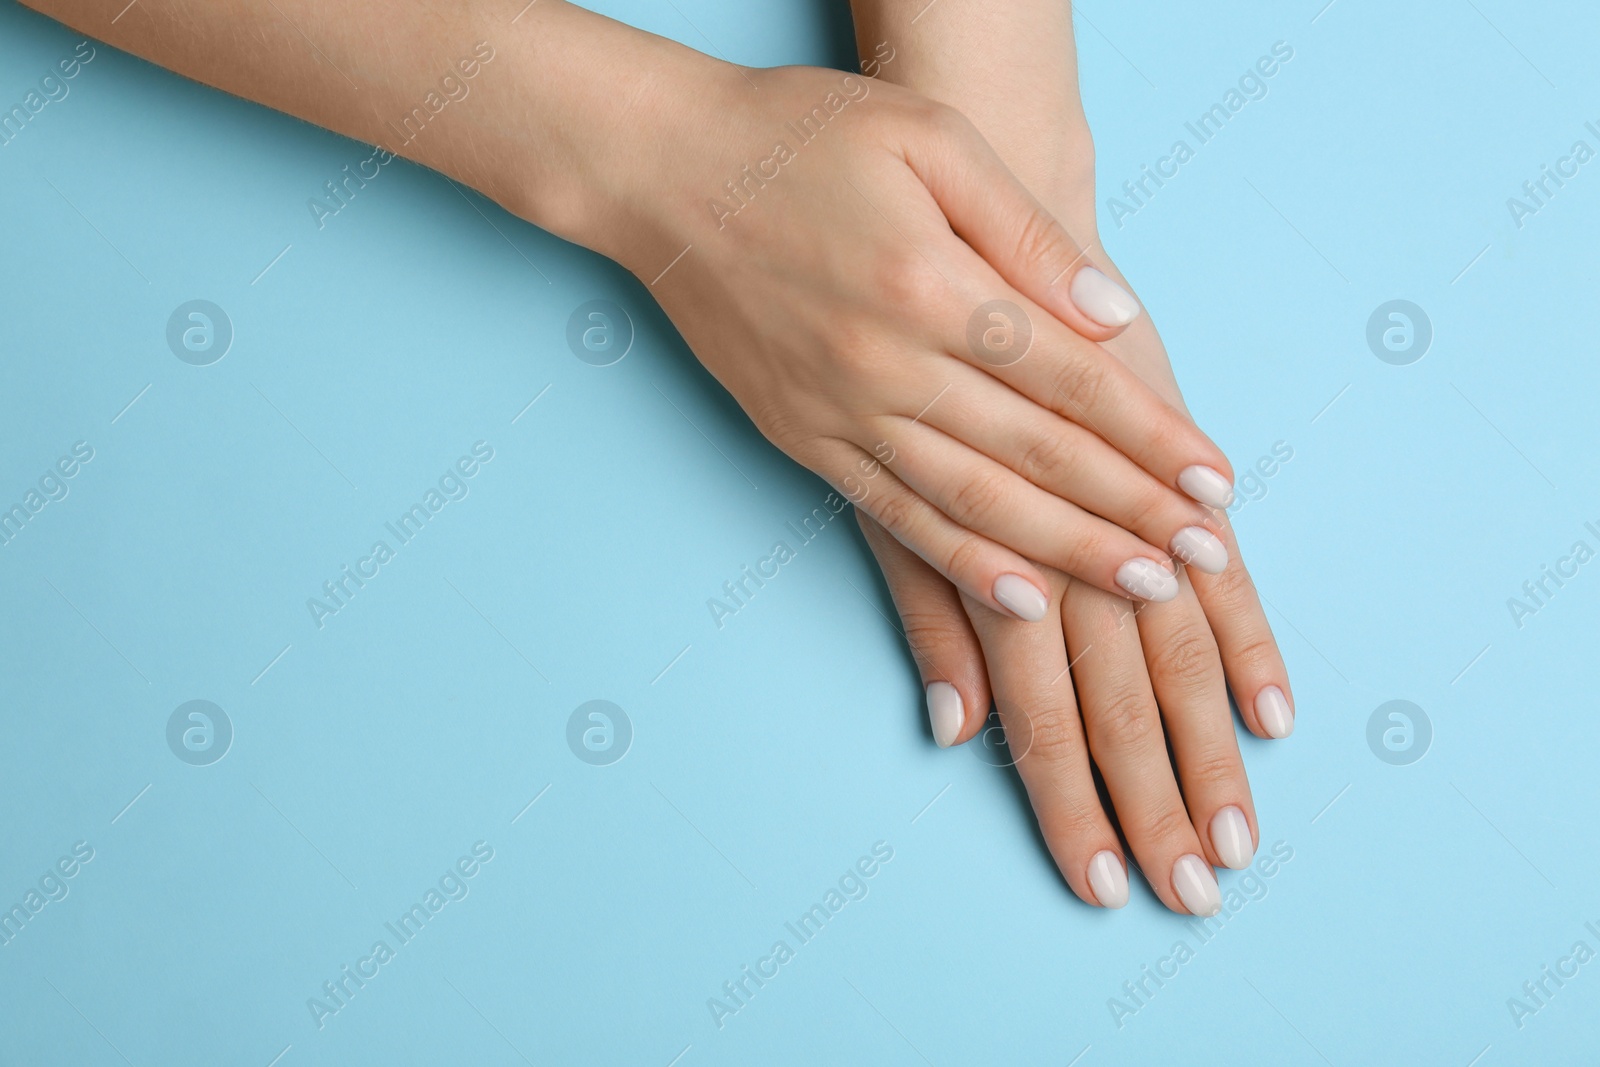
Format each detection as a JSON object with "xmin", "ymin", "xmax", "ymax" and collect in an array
[{"xmin": 3, "ymin": 0, "xmax": 1598, "ymax": 1063}]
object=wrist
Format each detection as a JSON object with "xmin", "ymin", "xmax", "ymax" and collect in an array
[{"xmin": 487, "ymin": 3, "xmax": 735, "ymax": 273}]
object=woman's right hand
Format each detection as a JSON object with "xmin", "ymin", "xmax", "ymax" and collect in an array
[{"xmin": 585, "ymin": 61, "xmax": 1237, "ymax": 618}]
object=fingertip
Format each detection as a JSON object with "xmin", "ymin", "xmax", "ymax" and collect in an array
[
  {"xmin": 925, "ymin": 681, "xmax": 964, "ymax": 748},
  {"xmin": 1255, "ymin": 685, "xmax": 1294, "ymax": 739},
  {"xmin": 1068, "ymin": 266, "xmax": 1141, "ymax": 331},
  {"xmin": 1088, "ymin": 850, "xmax": 1130, "ymax": 909},
  {"xmin": 993, "ymin": 572, "xmax": 1051, "ymax": 621}
]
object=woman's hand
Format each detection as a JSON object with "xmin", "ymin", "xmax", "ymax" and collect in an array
[
  {"xmin": 21, "ymin": 0, "xmax": 1239, "ymax": 617},
  {"xmin": 592, "ymin": 62, "xmax": 1240, "ymax": 616},
  {"xmin": 849, "ymin": 0, "xmax": 1294, "ymax": 913}
]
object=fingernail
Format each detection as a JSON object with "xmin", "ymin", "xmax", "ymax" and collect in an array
[
  {"xmin": 993, "ymin": 573, "xmax": 1049, "ymax": 621},
  {"xmin": 1178, "ymin": 465, "xmax": 1235, "ymax": 509},
  {"xmin": 1170, "ymin": 527, "xmax": 1228, "ymax": 574},
  {"xmin": 1209, "ymin": 806, "xmax": 1253, "ymax": 870},
  {"xmin": 1256, "ymin": 685, "xmax": 1294, "ymax": 739},
  {"xmin": 1115, "ymin": 558, "xmax": 1178, "ymax": 602},
  {"xmin": 1172, "ymin": 854, "xmax": 1222, "ymax": 917},
  {"xmin": 925, "ymin": 682, "xmax": 964, "ymax": 748},
  {"xmin": 1069, "ymin": 267, "xmax": 1141, "ymax": 327},
  {"xmin": 1088, "ymin": 850, "xmax": 1129, "ymax": 909}
]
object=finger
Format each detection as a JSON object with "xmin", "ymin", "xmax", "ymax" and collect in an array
[
  {"xmin": 914, "ymin": 361, "xmax": 1230, "ymax": 574},
  {"xmin": 879, "ymin": 419, "xmax": 1184, "ymax": 603},
  {"xmin": 1062, "ymin": 582, "xmax": 1220, "ymax": 916},
  {"xmin": 1187, "ymin": 518, "xmax": 1296, "ymax": 740},
  {"xmin": 953, "ymin": 295, "xmax": 1237, "ymax": 509},
  {"xmin": 856, "ymin": 509, "xmax": 990, "ymax": 747},
  {"xmin": 960, "ymin": 581, "xmax": 1130, "ymax": 909},
  {"xmin": 905, "ymin": 103, "xmax": 1141, "ymax": 341},
  {"xmin": 1135, "ymin": 571, "xmax": 1258, "ymax": 871},
  {"xmin": 823, "ymin": 440, "xmax": 1053, "ymax": 623}
]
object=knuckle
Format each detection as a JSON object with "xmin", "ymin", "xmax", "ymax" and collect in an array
[
  {"xmin": 871, "ymin": 250, "xmax": 945, "ymax": 314},
  {"xmin": 1136, "ymin": 803, "xmax": 1195, "ymax": 848},
  {"xmin": 1228, "ymin": 634, "xmax": 1282, "ymax": 676},
  {"xmin": 921, "ymin": 98, "xmax": 973, "ymax": 141},
  {"xmin": 1186, "ymin": 750, "xmax": 1242, "ymax": 792},
  {"xmin": 899, "ymin": 610, "xmax": 972, "ymax": 662},
  {"xmin": 946, "ymin": 468, "xmax": 1008, "ymax": 528},
  {"xmin": 1147, "ymin": 626, "xmax": 1221, "ymax": 690},
  {"xmin": 1022, "ymin": 705, "xmax": 1085, "ymax": 766},
  {"xmin": 1089, "ymin": 686, "xmax": 1158, "ymax": 751},
  {"xmin": 942, "ymin": 533, "xmax": 988, "ymax": 584},
  {"xmin": 1053, "ymin": 355, "xmax": 1105, "ymax": 419},
  {"xmin": 1013, "ymin": 208, "xmax": 1074, "ymax": 273},
  {"xmin": 1210, "ymin": 561, "xmax": 1257, "ymax": 602},
  {"xmin": 1062, "ymin": 527, "xmax": 1109, "ymax": 578},
  {"xmin": 871, "ymin": 488, "xmax": 916, "ymax": 538},
  {"xmin": 1017, "ymin": 431, "xmax": 1079, "ymax": 488},
  {"xmin": 1043, "ymin": 795, "xmax": 1104, "ymax": 847}
]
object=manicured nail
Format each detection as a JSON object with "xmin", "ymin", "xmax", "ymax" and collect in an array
[
  {"xmin": 1178, "ymin": 465, "xmax": 1235, "ymax": 509},
  {"xmin": 1256, "ymin": 685, "xmax": 1294, "ymax": 739},
  {"xmin": 925, "ymin": 682, "xmax": 964, "ymax": 748},
  {"xmin": 1172, "ymin": 854, "xmax": 1222, "ymax": 917},
  {"xmin": 1069, "ymin": 267, "xmax": 1141, "ymax": 327},
  {"xmin": 993, "ymin": 573, "xmax": 1049, "ymax": 621},
  {"xmin": 1209, "ymin": 806, "xmax": 1253, "ymax": 870},
  {"xmin": 1170, "ymin": 527, "xmax": 1227, "ymax": 574},
  {"xmin": 1115, "ymin": 558, "xmax": 1178, "ymax": 602},
  {"xmin": 1088, "ymin": 850, "xmax": 1129, "ymax": 909}
]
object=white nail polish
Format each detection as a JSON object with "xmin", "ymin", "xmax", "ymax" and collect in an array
[
  {"xmin": 1115, "ymin": 558, "xmax": 1178, "ymax": 602},
  {"xmin": 1209, "ymin": 806, "xmax": 1253, "ymax": 870},
  {"xmin": 993, "ymin": 573, "xmax": 1049, "ymax": 621},
  {"xmin": 1170, "ymin": 527, "xmax": 1228, "ymax": 575},
  {"xmin": 1172, "ymin": 854, "xmax": 1222, "ymax": 917},
  {"xmin": 1069, "ymin": 267, "xmax": 1141, "ymax": 327},
  {"xmin": 1178, "ymin": 465, "xmax": 1235, "ymax": 509},
  {"xmin": 1088, "ymin": 850, "xmax": 1129, "ymax": 909},
  {"xmin": 1256, "ymin": 685, "xmax": 1294, "ymax": 739},
  {"xmin": 925, "ymin": 682, "xmax": 964, "ymax": 748}
]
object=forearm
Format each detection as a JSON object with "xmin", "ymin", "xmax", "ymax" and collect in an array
[
  {"xmin": 848, "ymin": 0, "xmax": 1093, "ymax": 222},
  {"xmin": 19, "ymin": 0, "xmax": 724, "ymax": 264}
]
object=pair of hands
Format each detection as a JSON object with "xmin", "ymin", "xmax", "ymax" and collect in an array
[
  {"xmin": 590, "ymin": 32, "xmax": 1296, "ymax": 916},
  {"xmin": 26, "ymin": 0, "xmax": 1296, "ymax": 917}
]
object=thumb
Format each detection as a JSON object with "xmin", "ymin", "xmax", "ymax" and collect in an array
[
  {"xmin": 857, "ymin": 510, "xmax": 991, "ymax": 748},
  {"xmin": 906, "ymin": 105, "xmax": 1141, "ymax": 341}
]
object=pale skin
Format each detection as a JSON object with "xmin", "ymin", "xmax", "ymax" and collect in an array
[
  {"xmin": 19, "ymin": 0, "xmax": 1293, "ymax": 914},
  {"xmin": 848, "ymin": 1, "xmax": 1296, "ymax": 913}
]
